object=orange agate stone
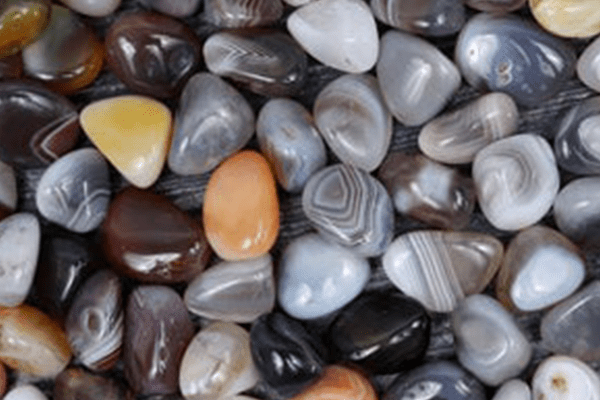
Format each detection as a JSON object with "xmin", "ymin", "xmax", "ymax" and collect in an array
[
  {"xmin": 203, "ymin": 150, "xmax": 279, "ymax": 261},
  {"xmin": 291, "ymin": 365, "xmax": 378, "ymax": 400},
  {"xmin": 0, "ymin": 0, "xmax": 50, "ymax": 58}
]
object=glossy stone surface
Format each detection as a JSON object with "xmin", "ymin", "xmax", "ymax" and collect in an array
[
  {"xmin": 530, "ymin": 0, "xmax": 600, "ymax": 38},
  {"xmin": 204, "ymin": 30, "xmax": 307, "ymax": 97},
  {"xmin": 473, "ymin": 134, "xmax": 560, "ymax": 231},
  {"xmin": 0, "ymin": 160, "xmax": 16, "ymax": 213},
  {"xmin": 4, "ymin": 385, "xmax": 48, "ymax": 400},
  {"xmin": 102, "ymin": 187, "xmax": 211, "ymax": 283},
  {"xmin": 378, "ymin": 152, "xmax": 475, "ymax": 229},
  {"xmin": 125, "ymin": 286, "xmax": 194, "ymax": 396},
  {"xmin": 377, "ymin": 30, "xmax": 461, "ymax": 126},
  {"xmin": 371, "ymin": 0, "xmax": 465, "ymax": 36},
  {"xmin": 59, "ymin": 0, "xmax": 121, "ymax": 16},
  {"xmin": 453, "ymin": 295, "xmax": 532, "ymax": 386},
  {"xmin": 80, "ymin": 95, "xmax": 172, "ymax": 189},
  {"xmin": 532, "ymin": 355, "xmax": 600, "ymax": 400},
  {"xmin": 184, "ymin": 254, "xmax": 275, "ymax": 323},
  {"xmin": 287, "ymin": 0, "xmax": 379, "ymax": 73},
  {"xmin": 54, "ymin": 368, "xmax": 129, "ymax": 400},
  {"xmin": 168, "ymin": 73, "xmax": 255, "ymax": 176},
  {"xmin": 278, "ymin": 233, "xmax": 370, "ymax": 319},
  {"xmin": 465, "ymin": 0, "xmax": 525, "ymax": 11},
  {"xmin": 203, "ymin": 150, "xmax": 279, "ymax": 261},
  {"xmin": 383, "ymin": 361, "xmax": 487, "ymax": 400},
  {"xmin": 578, "ymin": 36, "xmax": 600, "ymax": 93},
  {"xmin": 497, "ymin": 225, "xmax": 584, "ymax": 312},
  {"xmin": 179, "ymin": 322, "xmax": 259, "ymax": 400},
  {"xmin": 204, "ymin": 0, "xmax": 283, "ymax": 27},
  {"xmin": 541, "ymin": 281, "xmax": 600, "ymax": 361},
  {"xmin": 382, "ymin": 230, "xmax": 503, "ymax": 312},
  {"xmin": 256, "ymin": 98, "xmax": 326, "ymax": 192},
  {"xmin": 65, "ymin": 270, "xmax": 123, "ymax": 372},
  {"xmin": 492, "ymin": 380, "xmax": 531, "ymax": 400},
  {"xmin": 302, "ymin": 164, "xmax": 393, "ymax": 257},
  {"xmin": 140, "ymin": 0, "xmax": 201, "ymax": 17},
  {"xmin": 314, "ymin": 74, "xmax": 392, "ymax": 171},
  {"xmin": 419, "ymin": 93, "xmax": 519, "ymax": 164},
  {"xmin": 290, "ymin": 365, "xmax": 377, "ymax": 400},
  {"xmin": 36, "ymin": 148, "xmax": 110, "ymax": 233},
  {"xmin": 0, "ymin": 54, "xmax": 22, "ymax": 80},
  {"xmin": 250, "ymin": 312, "xmax": 327, "ymax": 396},
  {"xmin": 455, "ymin": 13, "xmax": 576, "ymax": 106},
  {"xmin": 0, "ymin": 81, "xmax": 79, "ymax": 167},
  {"xmin": 0, "ymin": 0, "xmax": 50, "ymax": 57},
  {"xmin": 554, "ymin": 177, "xmax": 600, "ymax": 248}
]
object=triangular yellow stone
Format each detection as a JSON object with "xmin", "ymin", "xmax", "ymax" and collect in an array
[{"xmin": 79, "ymin": 95, "xmax": 172, "ymax": 188}]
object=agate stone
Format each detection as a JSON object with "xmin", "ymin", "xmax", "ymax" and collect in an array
[
  {"xmin": 290, "ymin": 365, "xmax": 377, "ymax": 400},
  {"xmin": 59, "ymin": 0, "xmax": 121, "ymax": 16},
  {"xmin": 139, "ymin": 0, "xmax": 201, "ymax": 17},
  {"xmin": 204, "ymin": 0, "xmax": 283, "ymax": 28},
  {"xmin": 0, "ymin": 160, "xmax": 16, "ymax": 216},
  {"xmin": 4, "ymin": 385, "xmax": 48, "ymax": 400},
  {"xmin": 578, "ymin": 36, "xmax": 600, "ymax": 93},
  {"xmin": 54, "ymin": 368, "xmax": 129, "ymax": 400},
  {"xmin": 0, "ymin": 0, "xmax": 50, "ymax": 58},
  {"xmin": 465, "ymin": 0, "xmax": 525, "ymax": 12},
  {"xmin": 532, "ymin": 356, "xmax": 600, "ymax": 400},
  {"xmin": 0, "ymin": 54, "xmax": 22, "ymax": 80},
  {"xmin": 492, "ymin": 379, "xmax": 531, "ymax": 400},
  {"xmin": 530, "ymin": 0, "xmax": 600, "ymax": 38}
]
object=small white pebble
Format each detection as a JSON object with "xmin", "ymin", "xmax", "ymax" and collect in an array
[{"xmin": 3, "ymin": 384, "xmax": 48, "ymax": 400}]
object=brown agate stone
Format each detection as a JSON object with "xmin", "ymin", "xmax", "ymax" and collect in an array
[
  {"xmin": 54, "ymin": 368, "xmax": 130, "ymax": 400},
  {"xmin": 101, "ymin": 188, "xmax": 211, "ymax": 283},
  {"xmin": 0, "ymin": 363, "xmax": 6, "ymax": 397},
  {"xmin": 106, "ymin": 12, "xmax": 202, "ymax": 99},
  {"xmin": 0, "ymin": 0, "xmax": 50, "ymax": 57},
  {"xmin": 0, "ymin": 54, "xmax": 22, "ymax": 80},
  {"xmin": 291, "ymin": 365, "xmax": 377, "ymax": 400}
]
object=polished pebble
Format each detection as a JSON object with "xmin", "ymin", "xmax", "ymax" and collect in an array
[
  {"xmin": 314, "ymin": 74, "xmax": 392, "ymax": 171},
  {"xmin": 4, "ymin": 385, "xmax": 48, "ymax": 400},
  {"xmin": 290, "ymin": 365, "xmax": 377, "ymax": 400},
  {"xmin": 0, "ymin": 160, "xmax": 16, "ymax": 215},
  {"xmin": 492, "ymin": 379, "xmax": 531, "ymax": 400},
  {"xmin": 452, "ymin": 294, "xmax": 532, "ymax": 386},
  {"xmin": 80, "ymin": 95, "xmax": 172, "ymax": 189},
  {"xmin": 382, "ymin": 230, "xmax": 503, "ymax": 313},
  {"xmin": 0, "ymin": 0, "xmax": 50, "ymax": 58},
  {"xmin": 532, "ymin": 355, "xmax": 600, "ymax": 400},
  {"xmin": 465, "ymin": 0, "xmax": 525, "ymax": 11},
  {"xmin": 578, "ymin": 36, "xmax": 600, "ymax": 93},
  {"xmin": 378, "ymin": 152, "xmax": 476, "ymax": 229},
  {"xmin": 139, "ymin": 0, "xmax": 201, "ymax": 17},
  {"xmin": 419, "ymin": 93, "xmax": 519, "ymax": 164},
  {"xmin": 54, "ymin": 367, "xmax": 129, "ymax": 400},
  {"xmin": 377, "ymin": 30, "xmax": 461, "ymax": 126},
  {"xmin": 473, "ymin": 134, "xmax": 560, "ymax": 231},
  {"xmin": 0, "ymin": 53, "xmax": 22, "ymax": 79},
  {"xmin": 278, "ymin": 233, "xmax": 370, "ymax": 319},
  {"xmin": 204, "ymin": 0, "xmax": 283, "ymax": 27},
  {"xmin": 287, "ymin": 0, "xmax": 379, "ymax": 73},
  {"xmin": 59, "ymin": 0, "xmax": 121, "ymax": 16},
  {"xmin": 530, "ymin": 0, "xmax": 600, "ymax": 38},
  {"xmin": 36, "ymin": 148, "xmax": 110, "ymax": 233},
  {"xmin": 256, "ymin": 98, "xmax": 326, "ymax": 193},
  {"xmin": 168, "ymin": 73, "xmax": 255, "ymax": 176}
]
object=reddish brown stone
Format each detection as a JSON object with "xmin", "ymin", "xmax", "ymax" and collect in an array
[
  {"xmin": 0, "ymin": 54, "xmax": 22, "ymax": 80},
  {"xmin": 54, "ymin": 368, "xmax": 130, "ymax": 400}
]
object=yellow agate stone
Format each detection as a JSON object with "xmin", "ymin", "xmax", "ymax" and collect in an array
[{"xmin": 529, "ymin": 0, "xmax": 600, "ymax": 38}]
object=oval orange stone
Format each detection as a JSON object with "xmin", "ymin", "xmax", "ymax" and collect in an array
[
  {"xmin": 291, "ymin": 365, "xmax": 378, "ymax": 400},
  {"xmin": 203, "ymin": 150, "xmax": 279, "ymax": 261}
]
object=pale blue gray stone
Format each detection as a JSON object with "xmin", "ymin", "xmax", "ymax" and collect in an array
[
  {"xmin": 139, "ymin": 0, "xmax": 201, "ymax": 17},
  {"xmin": 4, "ymin": 385, "xmax": 48, "ymax": 400},
  {"xmin": 578, "ymin": 35, "xmax": 600, "ymax": 93},
  {"xmin": 492, "ymin": 380, "xmax": 531, "ymax": 400}
]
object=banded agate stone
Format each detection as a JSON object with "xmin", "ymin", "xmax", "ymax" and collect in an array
[
  {"xmin": 492, "ymin": 380, "xmax": 531, "ymax": 400},
  {"xmin": 578, "ymin": 36, "xmax": 600, "ymax": 93},
  {"xmin": 0, "ymin": 0, "xmax": 50, "ymax": 58},
  {"xmin": 530, "ymin": 0, "xmax": 600, "ymax": 38},
  {"xmin": 204, "ymin": 0, "xmax": 283, "ymax": 28},
  {"xmin": 465, "ymin": 0, "xmax": 525, "ymax": 11},
  {"xmin": 140, "ymin": 0, "xmax": 201, "ymax": 17},
  {"xmin": 54, "ymin": 368, "xmax": 129, "ymax": 400},
  {"xmin": 59, "ymin": 0, "xmax": 121, "ymax": 16},
  {"xmin": 290, "ymin": 365, "xmax": 377, "ymax": 400},
  {"xmin": 532, "ymin": 356, "xmax": 600, "ymax": 400}
]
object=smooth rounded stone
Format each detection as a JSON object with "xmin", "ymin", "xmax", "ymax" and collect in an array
[
  {"xmin": 455, "ymin": 13, "xmax": 576, "ymax": 106},
  {"xmin": 35, "ymin": 148, "xmax": 110, "ymax": 233},
  {"xmin": 419, "ymin": 92, "xmax": 519, "ymax": 164},
  {"xmin": 378, "ymin": 152, "xmax": 475, "ymax": 229},
  {"xmin": 284, "ymin": 0, "xmax": 314, "ymax": 5},
  {"xmin": 532, "ymin": 355, "xmax": 600, "ymax": 400},
  {"xmin": 0, "ymin": 80, "xmax": 79, "ymax": 167},
  {"xmin": 250, "ymin": 312, "xmax": 327, "ymax": 397},
  {"xmin": 473, "ymin": 134, "xmax": 560, "ymax": 231},
  {"xmin": 0, "ymin": 363, "xmax": 6, "ymax": 397},
  {"xmin": 125, "ymin": 286, "xmax": 194, "ymax": 396},
  {"xmin": 290, "ymin": 365, "xmax": 377, "ymax": 400},
  {"xmin": 22, "ymin": 5, "xmax": 103, "ymax": 94},
  {"xmin": 382, "ymin": 361, "xmax": 487, "ymax": 400},
  {"xmin": 101, "ymin": 187, "xmax": 211, "ymax": 283},
  {"xmin": 4, "ymin": 385, "xmax": 48, "ymax": 400},
  {"xmin": 328, "ymin": 290, "xmax": 430, "ymax": 374},
  {"xmin": 496, "ymin": 225, "xmax": 585, "ymax": 312},
  {"xmin": 302, "ymin": 164, "xmax": 393, "ymax": 257},
  {"xmin": 492, "ymin": 380, "xmax": 531, "ymax": 400},
  {"xmin": 203, "ymin": 150, "xmax": 279, "ymax": 261},
  {"xmin": 139, "ymin": 0, "xmax": 201, "ymax": 17},
  {"xmin": 313, "ymin": 74, "xmax": 392, "ymax": 172},
  {"xmin": 59, "ymin": 0, "xmax": 121, "ymax": 16},
  {"xmin": 184, "ymin": 254, "xmax": 275, "ymax": 323},
  {"xmin": 204, "ymin": 0, "xmax": 283, "ymax": 27},
  {"xmin": 452, "ymin": 294, "xmax": 532, "ymax": 386},
  {"xmin": 65, "ymin": 270, "xmax": 123, "ymax": 372},
  {"xmin": 168, "ymin": 73, "xmax": 255, "ymax": 176},
  {"xmin": 287, "ymin": 0, "xmax": 379, "ymax": 74},
  {"xmin": 0, "ymin": 0, "xmax": 50, "ymax": 58},
  {"xmin": 278, "ymin": 233, "xmax": 370, "ymax": 320},
  {"xmin": 179, "ymin": 322, "xmax": 259, "ymax": 400},
  {"xmin": 382, "ymin": 230, "xmax": 503, "ymax": 313},
  {"xmin": 80, "ymin": 95, "xmax": 173, "ymax": 189},
  {"xmin": 578, "ymin": 37, "xmax": 600, "ymax": 93},
  {"xmin": 0, "ymin": 53, "xmax": 23, "ymax": 80},
  {"xmin": 256, "ymin": 98, "xmax": 327, "ymax": 193},
  {"xmin": 0, "ymin": 159, "xmax": 17, "ymax": 213},
  {"xmin": 371, "ymin": 0, "xmax": 466, "ymax": 36},
  {"xmin": 54, "ymin": 368, "xmax": 129, "ymax": 400},
  {"xmin": 377, "ymin": 30, "xmax": 461, "ymax": 127},
  {"xmin": 541, "ymin": 281, "xmax": 600, "ymax": 361},
  {"xmin": 0, "ymin": 304, "xmax": 72, "ymax": 378},
  {"xmin": 465, "ymin": 0, "xmax": 525, "ymax": 11},
  {"xmin": 554, "ymin": 177, "xmax": 600, "ymax": 249},
  {"xmin": 554, "ymin": 96, "xmax": 600, "ymax": 175},
  {"xmin": 530, "ymin": 0, "xmax": 600, "ymax": 38}
]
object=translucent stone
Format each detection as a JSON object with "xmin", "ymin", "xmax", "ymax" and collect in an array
[
  {"xmin": 455, "ymin": 13, "xmax": 576, "ymax": 106},
  {"xmin": 532, "ymin": 356, "xmax": 600, "ymax": 400},
  {"xmin": 256, "ymin": 98, "xmax": 327, "ymax": 193},
  {"xmin": 204, "ymin": 0, "xmax": 283, "ymax": 28},
  {"xmin": 452, "ymin": 295, "xmax": 532, "ymax": 386},
  {"xmin": 0, "ymin": 0, "xmax": 50, "ymax": 58},
  {"xmin": 287, "ymin": 0, "xmax": 379, "ymax": 74},
  {"xmin": 167, "ymin": 73, "xmax": 255, "ymax": 176},
  {"xmin": 465, "ymin": 0, "xmax": 525, "ymax": 12},
  {"xmin": 578, "ymin": 36, "xmax": 600, "ymax": 93},
  {"xmin": 139, "ymin": 0, "xmax": 201, "ymax": 17},
  {"xmin": 377, "ymin": 152, "xmax": 475, "ymax": 230},
  {"xmin": 530, "ymin": 0, "xmax": 600, "ymax": 38},
  {"xmin": 278, "ymin": 233, "xmax": 370, "ymax": 320},
  {"xmin": 4, "ymin": 385, "xmax": 48, "ymax": 400},
  {"xmin": 313, "ymin": 74, "xmax": 392, "ymax": 172},
  {"xmin": 382, "ymin": 230, "xmax": 503, "ymax": 313},
  {"xmin": 203, "ymin": 30, "xmax": 307, "ymax": 97},
  {"xmin": 80, "ymin": 95, "xmax": 173, "ymax": 189},
  {"xmin": 54, "ymin": 368, "xmax": 129, "ymax": 400},
  {"xmin": 0, "ymin": 160, "xmax": 16, "ymax": 212},
  {"xmin": 419, "ymin": 92, "xmax": 519, "ymax": 164},
  {"xmin": 290, "ymin": 365, "xmax": 377, "ymax": 400},
  {"xmin": 541, "ymin": 281, "xmax": 600, "ymax": 361},
  {"xmin": 59, "ymin": 0, "xmax": 121, "ymax": 16},
  {"xmin": 492, "ymin": 379, "xmax": 531, "ymax": 400},
  {"xmin": 473, "ymin": 134, "xmax": 560, "ymax": 231},
  {"xmin": 377, "ymin": 30, "xmax": 461, "ymax": 126},
  {"xmin": 179, "ymin": 322, "xmax": 259, "ymax": 400},
  {"xmin": 554, "ymin": 96, "xmax": 600, "ymax": 175},
  {"xmin": 496, "ymin": 225, "xmax": 585, "ymax": 312},
  {"xmin": 0, "ymin": 53, "xmax": 22, "ymax": 79},
  {"xmin": 184, "ymin": 254, "xmax": 275, "ymax": 323},
  {"xmin": 302, "ymin": 163, "xmax": 394, "ymax": 257},
  {"xmin": 371, "ymin": 0, "xmax": 466, "ymax": 36}
]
